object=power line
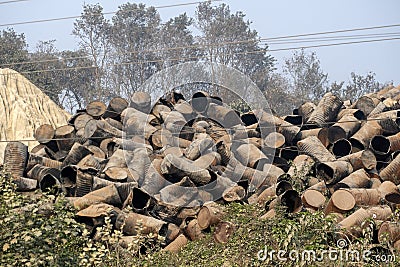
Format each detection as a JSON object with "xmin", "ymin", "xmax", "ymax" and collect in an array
[
  {"xmin": 264, "ymin": 32, "xmax": 400, "ymax": 45},
  {"xmin": 103, "ymin": 0, "xmax": 222, "ymax": 15},
  {"xmin": 263, "ymin": 23, "xmax": 400, "ymax": 41},
  {"xmin": 3, "ymin": 36, "xmax": 400, "ymax": 75},
  {"xmin": 270, "ymin": 31, "xmax": 400, "ymax": 41},
  {"xmin": 1, "ymin": 36, "xmax": 399, "ymax": 76},
  {"xmin": 0, "ymin": 0, "xmax": 222, "ymax": 27},
  {"xmin": 267, "ymin": 37, "xmax": 400, "ymax": 52},
  {"xmin": 2, "ymin": 31, "xmax": 400, "ymax": 68},
  {"xmin": 0, "ymin": 0, "xmax": 27, "ymax": 5}
]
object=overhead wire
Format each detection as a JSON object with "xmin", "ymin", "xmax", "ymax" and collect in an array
[
  {"xmin": 262, "ymin": 23, "xmax": 400, "ymax": 41},
  {"xmin": 0, "ymin": 2, "xmax": 399, "ymax": 67},
  {"xmin": 0, "ymin": 0, "xmax": 27, "ymax": 4},
  {"xmin": 267, "ymin": 36, "xmax": 400, "ymax": 52},
  {"xmin": 2, "ymin": 29, "xmax": 400, "ymax": 68},
  {"xmin": 1, "ymin": 36, "xmax": 399, "ymax": 76},
  {"xmin": 0, "ymin": 2, "xmax": 399, "ymax": 90},
  {"xmin": 263, "ymin": 32, "xmax": 400, "ymax": 46},
  {"xmin": 0, "ymin": 0, "xmax": 223, "ymax": 27}
]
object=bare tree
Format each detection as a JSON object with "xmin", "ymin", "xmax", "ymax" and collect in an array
[
  {"xmin": 73, "ymin": 3, "xmax": 111, "ymax": 101},
  {"xmin": 283, "ymin": 49, "xmax": 328, "ymax": 105},
  {"xmin": 57, "ymin": 49, "xmax": 97, "ymax": 112},
  {"xmin": 330, "ymin": 72, "xmax": 388, "ymax": 102},
  {"xmin": 0, "ymin": 28, "xmax": 29, "ymax": 70},
  {"xmin": 262, "ymin": 72, "xmax": 295, "ymax": 115},
  {"xmin": 110, "ymin": 3, "xmax": 161, "ymax": 97},
  {"xmin": 195, "ymin": 2, "xmax": 274, "ymax": 99}
]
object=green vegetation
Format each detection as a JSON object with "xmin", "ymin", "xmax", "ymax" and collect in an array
[{"xmin": 0, "ymin": 167, "xmax": 86, "ymax": 266}]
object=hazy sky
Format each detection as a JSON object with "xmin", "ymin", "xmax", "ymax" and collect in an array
[{"xmin": 1, "ymin": 0, "xmax": 399, "ymax": 85}]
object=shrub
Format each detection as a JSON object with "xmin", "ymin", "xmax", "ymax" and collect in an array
[
  {"xmin": 0, "ymin": 168, "xmax": 88, "ymax": 266},
  {"xmin": 0, "ymin": 167, "xmax": 164, "ymax": 266}
]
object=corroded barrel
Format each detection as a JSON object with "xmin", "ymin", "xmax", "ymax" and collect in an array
[
  {"xmin": 328, "ymin": 114, "xmax": 361, "ymax": 143},
  {"xmin": 350, "ymin": 120, "xmax": 383, "ymax": 151},
  {"xmin": 55, "ymin": 125, "xmax": 76, "ymax": 151},
  {"xmin": 297, "ymin": 136, "xmax": 335, "ymax": 163},
  {"xmin": 370, "ymin": 135, "xmax": 391, "ymax": 158},
  {"xmin": 378, "ymin": 222, "xmax": 400, "ymax": 243},
  {"xmin": 197, "ymin": 203, "xmax": 225, "ymax": 230},
  {"xmin": 301, "ymin": 189, "xmax": 326, "ymax": 211},
  {"xmin": 163, "ymin": 234, "xmax": 188, "ymax": 252},
  {"xmin": 116, "ymin": 211, "xmax": 166, "ymax": 236},
  {"xmin": 324, "ymin": 189, "xmax": 355, "ymax": 215},
  {"xmin": 130, "ymin": 92, "xmax": 152, "ymax": 114},
  {"xmin": 13, "ymin": 177, "xmax": 38, "ymax": 191},
  {"xmin": 353, "ymin": 94, "xmax": 381, "ymax": 117},
  {"xmin": 296, "ymin": 102, "xmax": 316, "ymax": 123},
  {"xmin": 338, "ymin": 207, "xmax": 370, "ymax": 230},
  {"xmin": 380, "ymin": 153, "xmax": 400, "ymax": 185},
  {"xmin": 62, "ymin": 143, "xmax": 93, "ymax": 167},
  {"xmin": 338, "ymin": 150, "xmax": 376, "ymax": 171},
  {"xmin": 346, "ymin": 188, "xmax": 381, "ymax": 206},
  {"xmin": 316, "ymin": 160, "xmax": 353, "ymax": 185},
  {"xmin": 334, "ymin": 168, "xmax": 371, "ymax": 190},
  {"xmin": 160, "ymin": 154, "xmax": 213, "ymax": 186},
  {"xmin": 103, "ymin": 97, "xmax": 128, "ymax": 119},
  {"xmin": 306, "ymin": 92, "xmax": 343, "ymax": 128},
  {"xmin": 388, "ymin": 132, "xmax": 400, "ymax": 153},
  {"xmin": 331, "ymin": 139, "xmax": 352, "ymax": 158},
  {"xmin": 73, "ymin": 184, "xmax": 122, "ymax": 210},
  {"xmin": 3, "ymin": 141, "xmax": 28, "ymax": 178},
  {"xmin": 191, "ymin": 91, "xmax": 210, "ymax": 113}
]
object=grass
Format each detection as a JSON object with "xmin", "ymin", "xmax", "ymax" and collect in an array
[{"xmin": 136, "ymin": 203, "xmax": 400, "ymax": 267}]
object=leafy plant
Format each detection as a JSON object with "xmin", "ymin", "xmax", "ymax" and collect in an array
[{"xmin": 0, "ymin": 168, "xmax": 86, "ymax": 266}]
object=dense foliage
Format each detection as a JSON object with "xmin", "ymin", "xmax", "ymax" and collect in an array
[{"xmin": 0, "ymin": 167, "xmax": 87, "ymax": 266}]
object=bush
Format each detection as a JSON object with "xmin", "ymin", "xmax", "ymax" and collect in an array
[
  {"xmin": 0, "ymin": 167, "xmax": 163, "ymax": 267},
  {"xmin": 0, "ymin": 168, "xmax": 87, "ymax": 266}
]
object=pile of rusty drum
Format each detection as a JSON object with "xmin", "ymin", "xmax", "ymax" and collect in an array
[{"xmin": 3, "ymin": 86, "xmax": 400, "ymax": 252}]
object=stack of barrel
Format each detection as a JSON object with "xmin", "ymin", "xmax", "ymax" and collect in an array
[{"xmin": 2, "ymin": 85, "xmax": 400, "ymax": 253}]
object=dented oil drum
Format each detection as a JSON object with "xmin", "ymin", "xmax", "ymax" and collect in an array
[
  {"xmin": 306, "ymin": 93, "xmax": 343, "ymax": 128},
  {"xmin": 297, "ymin": 136, "xmax": 335, "ymax": 163},
  {"xmin": 380, "ymin": 153, "xmax": 400, "ymax": 185},
  {"xmin": 130, "ymin": 92, "xmax": 152, "ymax": 114},
  {"xmin": 3, "ymin": 141, "xmax": 28, "ymax": 178},
  {"xmin": 103, "ymin": 97, "xmax": 128, "ymax": 119}
]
